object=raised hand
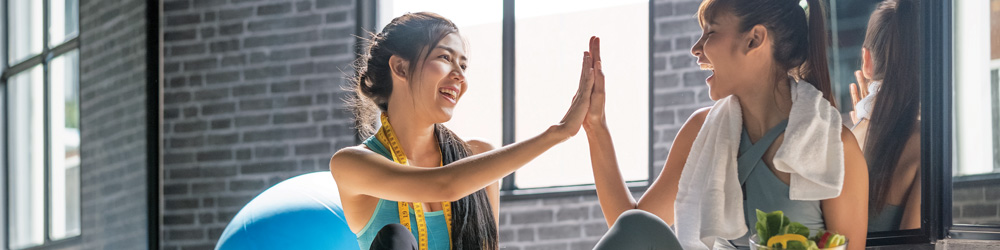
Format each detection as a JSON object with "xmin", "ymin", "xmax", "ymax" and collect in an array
[
  {"xmin": 553, "ymin": 48, "xmax": 596, "ymax": 140},
  {"xmin": 583, "ymin": 36, "xmax": 607, "ymax": 131},
  {"xmin": 849, "ymin": 70, "xmax": 872, "ymax": 124}
]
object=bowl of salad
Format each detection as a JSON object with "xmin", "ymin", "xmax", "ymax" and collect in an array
[{"xmin": 748, "ymin": 210, "xmax": 847, "ymax": 250}]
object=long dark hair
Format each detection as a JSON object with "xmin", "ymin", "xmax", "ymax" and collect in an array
[
  {"xmin": 862, "ymin": 0, "xmax": 920, "ymax": 213},
  {"xmin": 347, "ymin": 12, "xmax": 498, "ymax": 250},
  {"xmin": 697, "ymin": 0, "xmax": 835, "ymax": 106}
]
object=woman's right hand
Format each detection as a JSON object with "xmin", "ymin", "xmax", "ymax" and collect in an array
[
  {"xmin": 849, "ymin": 70, "xmax": 872, "ymax": 124},
  {"xmin": 583, "ymin": 36, "xmax": 607, "ymax": 131},
  {"xmin": 552, "ymin": 40, "xmax": 597, "ymax": 140}
]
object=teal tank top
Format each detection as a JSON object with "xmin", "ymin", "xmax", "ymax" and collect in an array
[
  {"xmin": 868, "ymin": 204, "xmax": 904, "ymax": 232},
  {"xmin": 356, "ymin": 136, "xmax": 452, "ymax": 250},
  {"xmin": 727, "ymin": 119, "xmax": 826, "ymax": 249}
]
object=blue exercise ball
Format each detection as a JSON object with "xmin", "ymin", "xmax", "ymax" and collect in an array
[{"xmin": 216, "ymin": 171, "xmax": 359, "ymax": 250}]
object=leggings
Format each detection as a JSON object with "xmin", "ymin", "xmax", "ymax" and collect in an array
[
  {"xmin": 593, "ymin": 209, "xmax": 684, "ymax": 250},
  {"xmin": 370, "ymin": 224, "xmax": 418, "ymax": 250}
]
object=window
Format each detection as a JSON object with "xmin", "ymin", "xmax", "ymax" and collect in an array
[
  {"xmin": 3, "ymin": 0, "xmax": 81, "ymax": 248},
  {"xmin": 49, "ymin": 50, "xmax": 81, "ymax": 239},
  {"xmin": 8, "ymin": 0, "xmax": 43, "ymax": 65},
  {"xmin": 513, "ymin": 0, "xmax": 648, "ymax": 188},
  {"xmin": 952, "ymin": 0, "xmax": 1000, "ymax": 227},
  {"xmin": 8, "ymin": 66, "xmax": 45, "ymax": 250},
  {"xmin": 375, "ymin": 0, "xmax": 650, "ymax": 190}
]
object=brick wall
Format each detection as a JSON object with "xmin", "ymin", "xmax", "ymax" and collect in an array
[
  {"xmin": 650, "ymin": 0, "xmax": 715, "ymax": 175},
  {"xmin": 953, "ymin": 174, "xmax": 1000, "ymax": 225},
  {"xmin": 78, "ymin": 0, "xmax": 150, "ymax": 249},
  {"xmin": 159, "ymin": 0, "xmax": 358, "ymax": 249},
  {"xmin": 495, "ymin": 1, "xmax": 708, "ymax": 249}
]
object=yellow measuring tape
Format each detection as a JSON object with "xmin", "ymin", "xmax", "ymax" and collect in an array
[{"xmin": 375, "ymin": 113, "xmax": 453, "ymax": 250}]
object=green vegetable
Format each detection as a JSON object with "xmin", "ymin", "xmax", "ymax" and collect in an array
[{"xmin": 755, "ymin": 209, "xmax": 811, "ymax": 245}]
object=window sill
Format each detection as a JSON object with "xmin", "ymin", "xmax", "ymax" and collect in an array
[
  {"xmin": 499, "ymin": 180, "xmax": 648, "ymax": 201},
  {"xmin": 16, "ymin": 235, "xmax": 81, "ymax": 250}
]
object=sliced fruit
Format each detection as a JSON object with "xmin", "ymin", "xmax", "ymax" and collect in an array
[{"xmin": 767, "ymin": 234, "xmax": 809, "ymax": 248}]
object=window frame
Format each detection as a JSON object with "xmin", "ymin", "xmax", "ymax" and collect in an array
[
  {"xmin": 1, "ymin": 0, "xmax": 82, "ymax": 248},
  {"xmin": 935, "ymin": 0, "xmax": 1000, "ymax": 242}
]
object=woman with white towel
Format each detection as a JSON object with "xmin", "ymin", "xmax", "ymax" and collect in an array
[
  {"xmin": 585, "ymin": 0, "xmax": 869, "ymax": 249},
  {"xmin": 848, "ymin": 0, "xmax": 921, "ymax": 232}
]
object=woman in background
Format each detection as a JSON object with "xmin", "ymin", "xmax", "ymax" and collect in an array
[{"xmin": 849, "ymin": 0, "xmax": 922, "ymax": 232}]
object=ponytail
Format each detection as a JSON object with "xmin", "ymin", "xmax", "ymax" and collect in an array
[{"xmin": 801, "ymin": 0, "xmax": 835, "ymax": 107}]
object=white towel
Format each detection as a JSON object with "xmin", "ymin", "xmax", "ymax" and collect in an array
[
  {"xmin": 853, "ymin": 81, "xmax": 881, "ymax": 120},
  {"xmin": 673, "ymin": 79, "xmax": 845, "ymax": 250}
]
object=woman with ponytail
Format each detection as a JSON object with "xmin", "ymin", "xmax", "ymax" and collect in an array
[
  {"xmin": 330, "ymin": 12, "xmax": 597, "ymax": 250},
  {"xmin": 849, "ymin": 0, "xmax": 921, "ymax": 231},
  {"xmin": 586, "ymin": 0, "xmax": 868, "ymax": 249}
]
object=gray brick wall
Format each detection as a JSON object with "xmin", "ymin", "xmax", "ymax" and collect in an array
[
  {"xmin": 78, "ymin": 0, "xmax": 150, "ymax": 249},
  {"xmin": 498, "ymin": 192, "xmax": 643, "ymax": 250},
  {"xmin": 650, "ymin": 0, "xmax": 714, "ymax": 175},
  {"xmin": 953, "ymin": 175, "xmax": 1000, "ymax": 225},
  {"xmin": 496, "ymin": 1, "xmax": 708, "ymax": 249},
  {"xmin": 159, "ymin": 0, "xmax": 358, "ymax": 249}
]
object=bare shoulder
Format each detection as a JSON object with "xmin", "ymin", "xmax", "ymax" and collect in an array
[
  {"xmin": 688, "ymin": 107, "xmax": 712, "ymax": 124},
  {"xmin": 676, "ymin": 107, "xmax": 712, "ymax": 140},
  {"xmin": 839, "ymin": 125, "xmax": 868, "ymax": 172},
  {"xmin": 840, "ymin": 125, "xmax": 861, "ymax": 149},
  {"xmin": 329, "ymin": 145, "xmax": 374, "ymax": 171},
  {"xmin": 465, "ymin": 138, "xmax": 496, "ymax": 155}
]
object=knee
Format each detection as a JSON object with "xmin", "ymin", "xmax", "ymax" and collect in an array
[
  {"xmin": 377, "ymin": 223, "xmax": 411, "ymax": 236},
  {"xmin": 371, "ymin": 224, "xmax": 416, "ymax": 250},
  {"xmin": 616, "ymin": 210, "xmax": 657, "ymax": 224},
  {"xmin": 613, "ymin": 209, "xmax": 668, "ymax": 231}
]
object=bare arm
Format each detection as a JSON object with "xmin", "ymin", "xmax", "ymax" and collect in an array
[
  {"xmin": 634, "ymin": 108, "xmax": 708, "ymax": 226},
  {"xmin": 821, "ymin": 128, "xmax": 870, "ymax": 250},
  {"xmin": 333, "ymin": 125, "xmax": 570, "ymax": 203},
  {"xmin": 581, "ymin": 37, "xmax": 639, "ymax": 227},
  {"xmin": 331, "ymin": 51, "xmax": 596, "ymax": 204},
  {"xmin": 584, "ymin": 40, "xmax": 709, "ymax": 227}
]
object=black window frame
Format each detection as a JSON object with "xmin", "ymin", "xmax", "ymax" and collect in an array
[
  {"xmin": 937, "ymin": 0, "xmax": 1000, "ymax": 241},
  {"xmin": 1, "ymin": 0, "xmax": 82, "ymax": 249}
]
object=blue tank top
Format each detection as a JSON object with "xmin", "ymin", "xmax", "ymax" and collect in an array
[
  {"xmin": 727, "ymin": 120, "xmax": 826, "ymax": 249},
  {"xmin": 356, "ymin": 136, "xmax": 451, "ymax": 250}
]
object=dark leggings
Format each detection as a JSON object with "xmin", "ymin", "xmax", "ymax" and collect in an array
[
  {"xmin": 593, "ymin": 209, "xmax": 684, "ymax": 250},
  {"xmin": 370, "ymin": 224, "xmax": 418, "ymax": 250}
]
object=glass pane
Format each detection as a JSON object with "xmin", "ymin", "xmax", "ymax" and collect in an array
[
  {"xmin": 377, "ymin": 1, "xmax": 505, "ymax": 154},
  {"xmin": 49, "ymin": 0, "xmax": 80, "ymax": 46},
  {"xmin": 514, "ymin": 0, "xmax": 648, "ymax": 188},
  {"xmin": 50, "ymin": 50, "xmax": 81, "ymax": 240},
  {"xmin": 952, "ymin": 0, "xmax": 1000, "ymax": 226},
  {"xmin": 829, "ymin": 0, "xmax": 924, "ymax": 232},
  {"xmin": 8, "ymin": 0, "xmax": 43, "ymax": 64},
  {"xmin": 8, "ymin": 66, "xmax": 45, "ymax": 249}
]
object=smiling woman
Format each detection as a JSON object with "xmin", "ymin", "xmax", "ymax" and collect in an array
[{"xmin": 330, "ymin": 11, "xmax": 601, "ymax": 250}]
